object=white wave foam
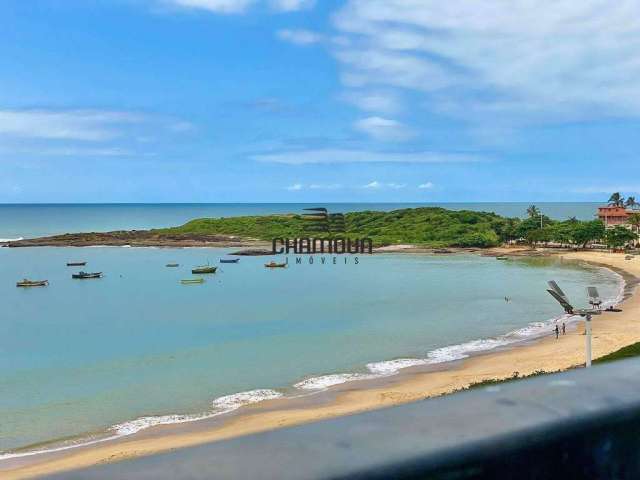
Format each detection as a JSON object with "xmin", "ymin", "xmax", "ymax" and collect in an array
[
  {"xmin": 294, "ymin": 373, "xmax": 378, "ymax": 390},
  {"xmin": 112, "ymin": 389, "xmax": 283, "ymax": 437},
  {"xmin": 210, "ymin": 389, "xmax": 283, "ymax": 411},
  {"xmin": 0, "ymin": 237, "xmax": 23, "ymax": 242},
  {"xmin": 366, "ymin": 358, "xmax": 430, "ymax": 375},
  {"xmin": 0, "ymin": 389, "xmax": 283, "ymax": 461}
]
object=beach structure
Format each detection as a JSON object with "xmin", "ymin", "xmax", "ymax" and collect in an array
[
  {"xmin": 546, "ymin": 281, "xmax": 602, "ymax": 367},
  {"xmin": 597, "ymin": 206, "xmax": 630, "ymax": 228}
]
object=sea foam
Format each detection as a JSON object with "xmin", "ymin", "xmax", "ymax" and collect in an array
[{"xmin": 0, "ymin": 389, "xmax": 283, "ymax": 460}]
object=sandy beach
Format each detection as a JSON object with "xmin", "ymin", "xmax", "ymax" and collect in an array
[{"xmin": 2, "ymin": 250, "xmax": 639, "ymax": 480}]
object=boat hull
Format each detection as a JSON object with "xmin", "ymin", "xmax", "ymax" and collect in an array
[
  {"xmin": 72, "ymin": 272, "xmax": 102, "ymax": 279},
  {"xmin": 16, "ymin": 280, "xmax": 48, "ymax": 287},
  {"xmin": 192, "ymin": 267, "xmax": 217, "ymax": 274}
]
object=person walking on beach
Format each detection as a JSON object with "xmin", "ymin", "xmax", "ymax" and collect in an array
[
  {"xmin": 562, "ymin": 323, "xmax": 566, "ymax": 335},
  {"xmin": 555, "ymin": 325, "xmax": 559, "ymax": 339}
]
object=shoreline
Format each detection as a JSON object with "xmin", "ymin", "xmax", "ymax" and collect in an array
[{"xmin": 1, "ymin": 250, "xmax": 639, "ymax": 479}]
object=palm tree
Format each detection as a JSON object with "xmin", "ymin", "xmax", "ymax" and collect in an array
[
  {"xmin": 628, "ymin": 213, "xmax": 640, "ymax": 247},
  {"xmin": 608, "ymin": 192, "xmax": 625, "ymax": 207},
  {"xmin": 626, "ymin": 196, "xmax": 637, "ymax": 210},
  {"xmin": 526, "ymin": 205, "xmax": 540, "ymax": 219}
]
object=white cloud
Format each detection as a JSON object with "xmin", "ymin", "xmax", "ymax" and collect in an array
[
  {"xmin": 343, "ymin": 91, "xmax": 401, "ymax": 114},
  {"xmin": 163, "ymin": 0, "xmax": 314, "ymax": 14},
  {"xmin": 252, "ymin": 148, "xmax": 483, "ymax": 164},
  {"xmin": 270, "ymin": 0, "xmax": 315, "ymax": 12},
  {"xmin": 0, "ymin": 110, "xmax": 142, "ymax": 141},
  {"xmin": 167, "ymin": 0, "xmax": 256, "ymax": 14},
  {"xmin": 0, "ymin": 146, "xmax": 136, "ymax": 157},
  {"xmin": 332, "ymin": 0, "xmax": 640, "ymax": 121},
  {"xmin": 362, "ymin": 181, "xmax": 406, "ymax": 189},
  {"xmin": 286, "ymin": 183, "xmax": 303, "ymax": 191},
  {"xmin": 354, "ymin": 116, "xmax": 414, "ymax": 141},
  {"xmin": 277, "ymin": 29, "xmax": 323, "ymax": 45},
  {"xmin": 418, "ymin": 182, "xmax": 434, "ymax": 189}
]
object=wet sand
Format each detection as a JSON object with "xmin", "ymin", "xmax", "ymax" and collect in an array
[{"xmin": 2, "ymin": 250, "xmax": 639, "ymax": 480}]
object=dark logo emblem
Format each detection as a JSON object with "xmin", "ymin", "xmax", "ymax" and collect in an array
[
  {"xmin": 301, "ymin": 208, "xmax": 345, "ymax": 235},
  {"xmin": 272, "ymin": 207, "xmax": 373, "ymax": 255}
]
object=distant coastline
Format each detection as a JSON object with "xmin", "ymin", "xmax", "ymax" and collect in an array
[{"xmin": 0, "ymin": 206, "xmax": 539, "ymax": 250}]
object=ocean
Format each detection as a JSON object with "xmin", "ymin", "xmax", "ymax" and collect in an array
[{"xmin": 0, "ymin": 203, "xmax": 620, "ymax": 458}]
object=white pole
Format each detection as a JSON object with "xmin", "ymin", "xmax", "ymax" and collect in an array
[{"xmin": 585, "ymin": 314, "xmax": 592, "ymax": 367}]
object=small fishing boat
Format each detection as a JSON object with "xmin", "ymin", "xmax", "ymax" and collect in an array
[
  {"xmin": 16, "ymin": 279, "xmax": 48, "ymax": 287},
  {"xmin": 72, "ymin": 271, "xmax": 102, "ymax": 279},
  {"xmin": 66, "ymin": 262, "xmax": 86, "ymax": 267},
  {"xmin": 181, "ymin": 278, "xmax": 204, "ymax": 285},
  {"xmin": 166, "ymin": 263, "xmax": 180, "ymax": 267},
  {"xmin": 496, "ymin": 256, "xmax": 508, "ymax": 260},
  {"xmin": 220, "ymin": 259, "xmax": 239, "ymax": 264},
  {"xmin": 192, "ymin": 266, "xmax": 217, "ymax": 274},
  {"xmin": 265, "ymin": 262, "xmax": 287, "ymax": 268}
]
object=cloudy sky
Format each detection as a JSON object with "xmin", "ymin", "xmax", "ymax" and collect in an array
[{"xmin": 2, "ymin": 0, "xmax": 640, "ymax": 202}]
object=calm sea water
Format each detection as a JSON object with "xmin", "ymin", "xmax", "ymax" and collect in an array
[
  {"xmin": 0, "ymin": 244, "xmax": 621, "ymax": 456},
  {"xmin": 0, "ymin": 203, "xmax": 601, "ymax": 240}
]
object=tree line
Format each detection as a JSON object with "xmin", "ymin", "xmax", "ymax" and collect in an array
[{"xmin": 508, "ymin": 201, "xmax": 639, "ymax": 249}]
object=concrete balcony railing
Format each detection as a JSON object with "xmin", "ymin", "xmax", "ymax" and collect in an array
[{"xmin": 47, "ymin": 358, "xmax": 640, "ymax": 479}]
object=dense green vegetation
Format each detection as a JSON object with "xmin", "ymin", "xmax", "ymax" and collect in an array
[
  {"xmin": 461, "ymin": 370, "xmax": 548, "ymax": 391},
  {"xmin": 594, "ymin": 342, "xmax": 640, "ymax": 364},
  {"xmin": 156, "ymin": 204, "xmax": 637, "ymax": 249},
  {"xmin": 157, "ymin": 208, "xmax": 511, "ymax": 247}
]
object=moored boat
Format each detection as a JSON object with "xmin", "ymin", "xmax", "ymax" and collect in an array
[
  {"xmin": 220, "ymin": 259, "xmax": 239, "ymax": 264},
  {"xmin": 72, "ymin": 271, "xmax": 102, "ymax": 279},
  {"xmin": 181, "ymin": 278, "xmax": 205, "ymax": 284},
  {"xmin": 66, "ymin": 262, "xmax": 87, "ymax": 267},
  {"xmin": 166, "ymin": 263, "xmax": 180, "ymax": 267},
  {"xmin": 496, "ymin": 256, "xmax": 508, "ymax": 260},
  {"xmin": 16, "ymin": 279, "xmax": 48, "ymax": 287},
  {"xmin": 192, "ymin": 266, "xmax": 217, "ymax": 274},
  {"xmin": 265, "ymin": 261, "xmax": 287, "ymax": 268}
]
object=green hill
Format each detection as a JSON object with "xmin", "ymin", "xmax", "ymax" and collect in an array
[{"xmin": 156, "ymin": 207, "xmax": 514, "ymax": 248}]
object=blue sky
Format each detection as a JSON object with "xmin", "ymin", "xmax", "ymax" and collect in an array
[{"xmin": 1, "ymin": 0, "xmax": 640, "ymax": 203}]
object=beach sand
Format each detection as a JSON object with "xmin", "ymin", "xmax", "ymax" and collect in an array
[{"xmin": 2, "ymin": 250, "xmax": 639, "ymax": 480}]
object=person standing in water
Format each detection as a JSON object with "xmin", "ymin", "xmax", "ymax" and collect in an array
[
  {"xmin": 562, "ymin": 323, "xmax": 566, "ymax": 335},
  {"xmin": 555, "ymin": 325, "xmax": 560, "ymax": 339}
]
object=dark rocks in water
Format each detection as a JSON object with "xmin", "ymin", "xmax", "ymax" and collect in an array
[{"xmin": 230, "ymin": 249, "xmax": 273, "ymax": 256}]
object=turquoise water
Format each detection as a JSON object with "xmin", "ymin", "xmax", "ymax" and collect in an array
[
  {"xmin": 0, "ymin": 203, "xmax": 601, "ymax": 240},
  {"xmin": 0, "ymin": 246, "xmax": 621, "ymax": 455}
]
